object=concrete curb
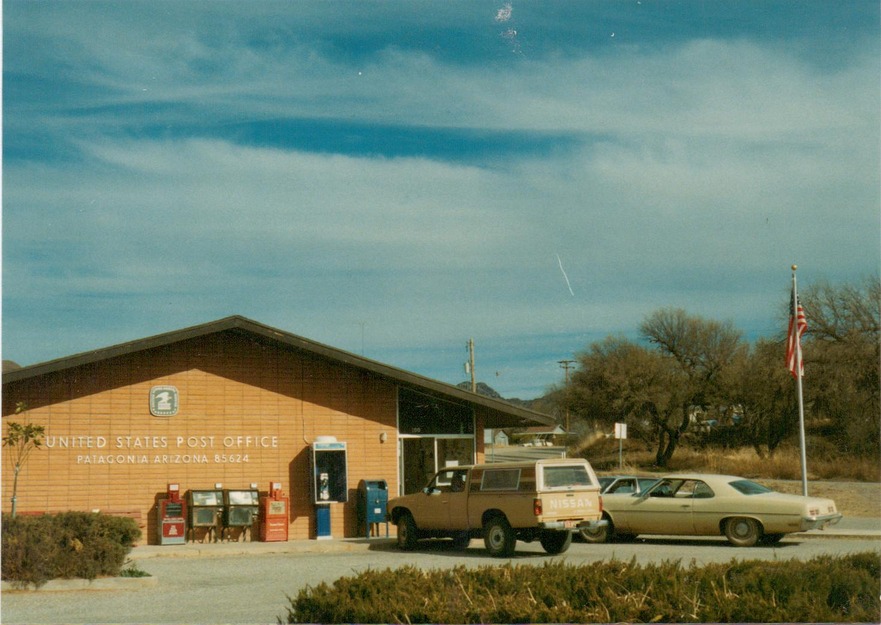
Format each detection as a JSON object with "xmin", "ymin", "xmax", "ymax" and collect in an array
[{"xmin": 1, "ymin": 576, "xmax": 158, "ymax": 593}]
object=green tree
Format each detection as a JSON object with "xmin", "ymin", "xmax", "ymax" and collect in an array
[
  {"xmin": 567, "ymin": 335, "xmax": 688, "ymax": 463},
  {"xmin": 2, "ymin": 402, "xmax": 46, "ymax": 517}
]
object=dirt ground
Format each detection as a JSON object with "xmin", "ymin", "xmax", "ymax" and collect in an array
[{"xmin": 765, "ymin": 479, "xmax": 880, "ymax": 517}]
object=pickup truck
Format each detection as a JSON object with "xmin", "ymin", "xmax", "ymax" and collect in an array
[{"xmin": 387, "ymin": 458, "xmax": 606, "ymax": 557}]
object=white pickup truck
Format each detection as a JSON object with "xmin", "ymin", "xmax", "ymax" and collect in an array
[{"xmin": 387, "ymin": 458, "xmax": 606, "ymax": 557}]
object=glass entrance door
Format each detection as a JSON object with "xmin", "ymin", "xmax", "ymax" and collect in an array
[
  {"xmin": 402, "ymin": 438, "xmax": 435, "ymax": 494},
  {"xmin": 400, "ymin": 436, "xmax": 474, "ymax": 494}
]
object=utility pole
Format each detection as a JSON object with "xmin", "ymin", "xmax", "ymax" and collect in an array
[
  {"xmin": 558, "ymin": 359, "xmax": 575, "ymax": 433},
  {"xmin": 467, "ymin": 339, "xmax": 476, "ymax": 393}
]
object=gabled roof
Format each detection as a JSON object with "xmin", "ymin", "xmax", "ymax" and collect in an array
[
  {"xmin": 513, "ymin": 425, "xmax": 567, "ymax": 436},
  {"xmin": 2, "ymin": 315, "xmax": 554, "ymax": 429}
]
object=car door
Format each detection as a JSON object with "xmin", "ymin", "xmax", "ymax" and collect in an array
[
  {"xmin": 688, "ymin": 480, "xmax": 719, "ymax": 534},
  {"xmin": 417, "ymin": 468, "xmax": 469, "ymax": 530},
  {"xmin": 621, "ymin": 479, "xmax": 696, "ymax": 535}
]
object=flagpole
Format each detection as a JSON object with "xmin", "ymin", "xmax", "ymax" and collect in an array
[{"xmin": 792, "ymin": 265, "xmax": 809, "ymax": 496}]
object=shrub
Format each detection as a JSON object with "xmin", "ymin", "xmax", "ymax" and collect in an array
[
  {"xmin": 1, "ymin": 512, "xmax": 141, "ymax": 587},
  {"xmin": 284, "ymin": 555, "xmax": 881, "ymax": 623}
]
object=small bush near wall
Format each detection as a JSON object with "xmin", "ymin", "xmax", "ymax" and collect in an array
[
  {"xmin": 284, "ymin": 555, "xmax": 880, "ymax": 624},
  {"xmin": 2, "ymin": 512, "xmax": 141, "ymax": 587}
]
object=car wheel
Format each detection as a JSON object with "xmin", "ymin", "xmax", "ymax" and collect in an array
[
  {"xmin": 580, "ymin": 515, "xmax": 611, "ymax": 543},
  {"xmin": 724, "ymin": 517, "xmax": 761, "ymax": 547},
  {"xmin": 396, "ymin": 512, "xmax": 418, "ymax": 551},
  {"xmin": 539, "ymin": 530, "xmax": 572, "ymax": 554},
  {"xmin": 483, "ymin": 517, "xmax": 516, "ymax": 557}
]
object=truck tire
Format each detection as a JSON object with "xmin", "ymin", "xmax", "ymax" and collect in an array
[
  {"xmin": 396, "ymin": 512, "xmax": 419, "ymax": 551},
  {"xmin": 539, "ymin": 530, "xmax": 572, "ymax": 554},
  {"xmin": 483, "ymin": 517, "xmax": 515, "ymax": 557}
]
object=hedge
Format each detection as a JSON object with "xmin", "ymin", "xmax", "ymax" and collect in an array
[
  {"xmin": 285, "ymin": 553, "xmax": 880, "ymax": 623},
  {"xmin": 2, "ymin": 512, "xmax": 141, "ymax": 587}
]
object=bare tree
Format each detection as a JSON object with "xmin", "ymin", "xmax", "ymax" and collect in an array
[
  {"xmin": 801, "ymin": 276, "xmax": 880, "ymax": 456},
  {"xmin": 639, "ymin": 309, "xmax": 745, "ymax": 466}
]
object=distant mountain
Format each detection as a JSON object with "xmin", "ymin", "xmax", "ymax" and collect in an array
[
  {"xmin": 456, "ymin": 381, "xmax": 553, "ymax": 413},
  {"xmin": 456, "ymin": 381, "xmax": 503, "ymax": 399}
]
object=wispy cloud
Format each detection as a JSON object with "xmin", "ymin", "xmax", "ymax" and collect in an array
[{"xmin": 4, "ymin": 1, "xmax": 878, "ymax": 398}]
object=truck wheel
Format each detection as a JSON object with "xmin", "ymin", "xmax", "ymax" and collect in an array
[
  {"xmin": 724, "ymin": 517, "xmax": 761, "ymax": 547},
  {"xmin": 483, "ymin": 517, "xmax": 515, "ymax": 557},
  {"xmin": 396, "ymin": 512, "xmax": 418, "ymax": 551},
  {"xmin": 580, "ymin": 516, "xmax": 611, "ymax": 544},
  {"xmin": 539, "ymin": 530, "xmax": 572, "ymax": 554}
]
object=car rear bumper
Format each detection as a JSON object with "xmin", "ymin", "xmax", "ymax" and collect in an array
[
  {"xmin": 540, "ymin": 519, "xmax": 608, "ymax": 531},
  {"xmin": 800, "ymin": 512, "xmax": 843, "ymax": 531}
]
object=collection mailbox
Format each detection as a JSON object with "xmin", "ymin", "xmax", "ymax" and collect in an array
[
  {"xmin": 222, "ymin": 488, "xmax": 259, "ymax": 541},
  {"xmin": 187, "ymin": 488, "xmax": 224, "ymax": 542},
  {"xmin": 157, "ymin": 483, "xmax": 187, "ymax": 545},
  {"xmin": 357, "ymin": 479, "xmax": 389, "ymax": 538},
  {"xmin": 259, "ymin": 481, "xmax": 289, "ymax": 542}
]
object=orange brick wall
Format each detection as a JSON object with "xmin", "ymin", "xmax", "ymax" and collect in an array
[{"xmin": 1, "ymin": 332, "xmax": 407, "ymax": 543}]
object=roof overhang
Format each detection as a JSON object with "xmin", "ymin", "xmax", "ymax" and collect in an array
[{"xmin": 2, "ymin": 315, "xmax": 555, "ymax": 429}]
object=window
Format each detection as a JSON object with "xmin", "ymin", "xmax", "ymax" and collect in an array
[
  {"xmin": 606, "ymin": 480, "xmax": 635, "ymax": 494},
  {"xmin": 693, "ymin": 482, "xmax": 714, "ymax": 499},
  {"xmin": 430, "ymin": 468, "xmax": 469, "ymax": 493},
  {"xmin": 543, "ymin": 465, "xmax": 592, "ymax": 489},
  {"xmin": 481, "ymin": 468, "xmax": 521, "ymax": 491},
  {"xmin": 398, "ymin": 388, "xmax": 474, "ymax": 435},
  {"xmin": 729, "ymin": 479, "xmax": 773, "ymax": 495}
]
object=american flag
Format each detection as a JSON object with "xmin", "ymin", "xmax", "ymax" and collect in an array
[{"xmin": 786, "ymin": 292, "xmax": 807, "ymax": 378}]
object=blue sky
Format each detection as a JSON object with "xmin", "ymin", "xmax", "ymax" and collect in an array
[{"xmin": 3, "ymin": 1, "xmax": 879, "ymax": 399}]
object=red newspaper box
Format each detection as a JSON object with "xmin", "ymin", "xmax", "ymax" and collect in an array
[
  {"xmin": 157, "ymin": 483, "xmax": 187, "ymax": 545},
  {"xmin": 259, "ymin": 482, "xmax": 289, "ymax": 542}
]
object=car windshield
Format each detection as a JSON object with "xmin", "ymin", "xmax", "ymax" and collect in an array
[{"xmin": 729, "ymin": 479, "xmax": 774, "ymax": 495}]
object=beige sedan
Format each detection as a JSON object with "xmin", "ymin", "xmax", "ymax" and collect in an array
[{"xmin": 582, "ymin": 473, "xmax": 842, "ymax": 547}]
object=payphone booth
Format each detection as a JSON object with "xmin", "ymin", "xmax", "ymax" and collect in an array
[
  {"xmin": 259, "ymin": 482, "xmax": 289, "ymax": 542},
  {"xmin": 311, "ymin": 438, "xmax": 348, "ymax": 539},
  {"xmin": 157, "ymin": 483, "xmax": 187, "ymax": 545},
  {"xmin": 222, "ymin": 487, "xmax": 259, "ymax": 542},
  {"xmin": 187, "ymin": 488, "xmax": 224, "ymax": 543}
]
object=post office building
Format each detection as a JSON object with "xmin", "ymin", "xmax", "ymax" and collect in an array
[{"xmin": 2, "ymin": 316, "xmax": 553, "ymax": 544}]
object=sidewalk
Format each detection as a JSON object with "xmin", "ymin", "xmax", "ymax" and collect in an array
[
  {"xmin": 128, "ymin": 535, "xmax": 388, "ymax": 560},
  {"xmin": 126, "ymin": 516, "xmax": 880, "ymax": 561}
]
